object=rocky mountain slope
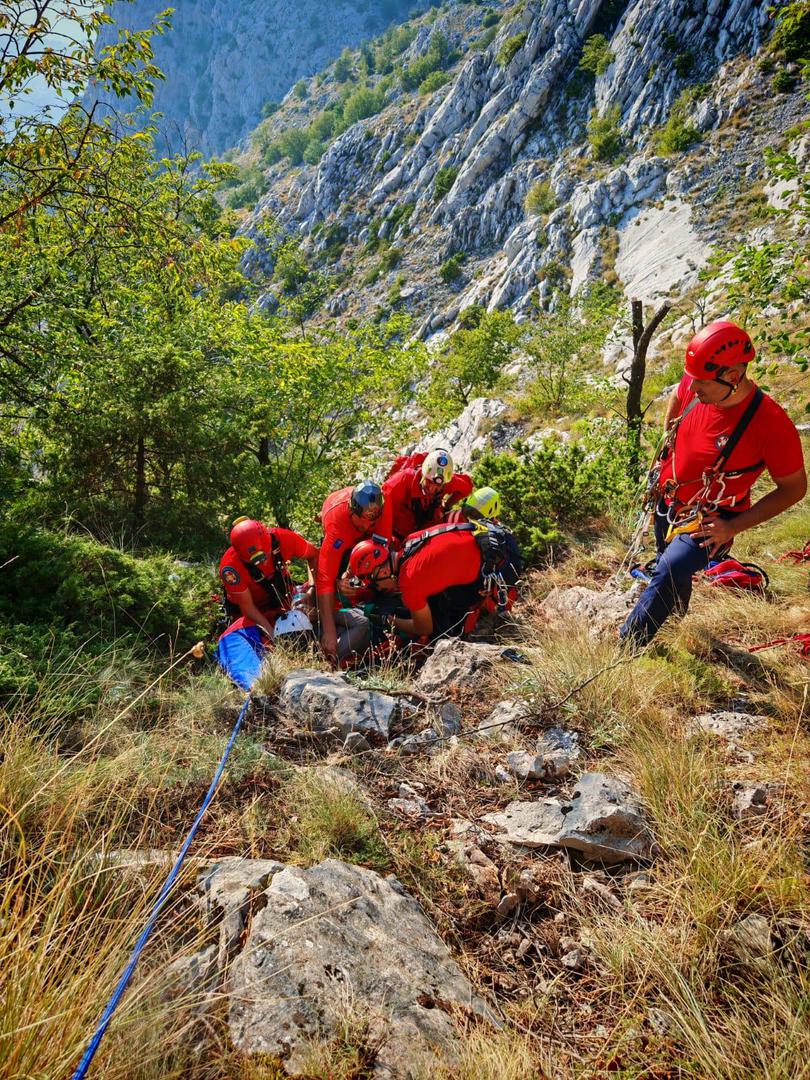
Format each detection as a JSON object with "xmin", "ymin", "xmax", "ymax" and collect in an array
[
  {"xmin": 91, "ymin": 0, "xmax": 425, "ymax": 155},
  {"xmin": 234, "ymin": 0, "xmax": 805, "ymax": 340}
]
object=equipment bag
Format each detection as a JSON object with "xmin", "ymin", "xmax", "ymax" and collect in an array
[
  {"xmin": 703, "ymin": 558, "xmax": 769, "ymax": 591},
  {"xmin": 400, "ymin": 519, "xmax": 523, "ymax": 585},
  {"xmin": 384, "ymin": 451, "xmax": 428, "ymax": 481}
]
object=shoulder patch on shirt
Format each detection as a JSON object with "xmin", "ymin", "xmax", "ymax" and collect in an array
[
  {"xmin": 221, "ymin": 565, "xmax": 241, "ymax": 587},
  {"xmin": 715, "ymin": 434, "xmax": 729, "ymax": 450},
  {"xmin": 332, "ymin": 538, "xmax": 344, "ymax": 550}
]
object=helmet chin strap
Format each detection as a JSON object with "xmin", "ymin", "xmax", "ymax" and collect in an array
[{"xmin": 716, "ymin": 377, "xmax": 737, "ymax": 401}]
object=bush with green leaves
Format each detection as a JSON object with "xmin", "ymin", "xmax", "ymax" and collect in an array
[
  {"xmin": 674, "ymin": 51, "xmax": 694, "ymax": 77},
  {"xmin": 473, "ymin": 421, "xmax": 636, "ymax": 563},
  {"xmin": 422, "ymin": 309, "xmax": 522, "ymax": 422},
  {"xmin": 497, "ymin": 31, "xmax": 527, "ymax": 67},
  {"xmin": 588, "ymin": 104, "xmax": 624, "ymax": 162},
  {"xmin": 579, "ymin": 33, "xmax": 614, "ymax": 76},
  {"xmin": 434, "ymin": 164, "xmax": 459, "ymax": 201},
  {"xmin": 769, "ymin": 0, "xmax": 810, "ymax": 62},
  {"xmin": 400, "ymin": 30, "xmax": 455, "ymax": 91},
  {"xmin": 524, "ymin": 179, "xmax": 556, "ymax": 216},
  {"xmin": 419, "ymin": 69, "xmax": 452, "ymax": 94},
  {"xmin": 293, "ymin": 80, "xmax": 308, "ymax": 99},
  {"xmin": 342, "ymin": 84, "xmax": 386, "ymax": 126},
  {"xmin": 334, "ymin": 48, "xmax": 354, "ymax": 82},
  {"xmin": 652, "ymin": 88, "xmax": 702, "ymax": 155},
  {"xmin": 224, "ymin": 164, "xmax": 265, "ymax": 209},
  {"xmin": 773, "ymin": 68, "xmax": 797, "ymax": 93},
  {"xmin": 439, "ymin": 252, "xmax": 465, "ymax": 283},
  {"xmin": 379, "ymin": 246, "xmax": 403, "ymax": 273}
]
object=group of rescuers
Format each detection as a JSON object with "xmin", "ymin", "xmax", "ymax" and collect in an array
[{"xmin": 215, "ymin": 320, "xmax": 806, "ymax": 691}]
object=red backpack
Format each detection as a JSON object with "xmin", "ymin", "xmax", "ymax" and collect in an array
[{"xmin": 703, "ymin": 558, "xmax": 769, "ymax": 591}]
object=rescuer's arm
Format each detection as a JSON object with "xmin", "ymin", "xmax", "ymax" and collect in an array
[{"xmin": 698, "ymin": 468, "xmax": 807, "ymax": 555}]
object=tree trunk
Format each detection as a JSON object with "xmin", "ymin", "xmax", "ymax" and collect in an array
[
  {"xmin": 257, "ymin": 435, "xmax": 270, "ymax": 467},
  {"xmin": 625, "ymin": 298, "xmax": 672, "ymax": 472},
  {"xmin": 133, "ymin": 433, "xmax": 147, "ymax": 536}
]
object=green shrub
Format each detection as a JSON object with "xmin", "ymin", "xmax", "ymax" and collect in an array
[
  {"xmin": 475, "ymin": 25, "xmax": 499, "ymax": 50},
  {"xmin": 674, "ymin": 51, "xmax": 694, "ymax": 77},
  {"xmin": 773, "ymin": 68, "xmax": 797, "ymax": 93},
  {"xmin": 473, "ymin": 422, "xmax": 635, "ymax": 563},
  {"xmin": 662, "ymin": 31, "xmax": 679, "ymax": 52},
  {"xmin": 400, "ymin": 30, "xmax": 454, "ymax": 91},
  {"xmin": 439, "ymin": 252, "xmax": 465, "ymax": 283},
  {"xmin": 261, "ymin": 100, "xmax": 279, "ymax": 118},
  {"xmin": 224, "ymin": 164, "xmax": 264, "ymax": 209},
  {"xmin": 294, "ymin": 80, "xmax": 308, "ymax": 99},
  {"xmin": 419, "ymin": 69, "xmax": 452, "ymax": 94},
  {"xmin": 342, "ymin": 85, "xmax": 385, "ymax": 126},
  {"xmin": 579, "ymin": 33, "xmax": 615, "ymax": 76},
  {"xmin": 482, "ymin": 9, "xmax": 500, "ymax": 27},
  {"xmin": 497, "ymin": 31, "xmax": 527, "ymax": 67},
  {"xmin": 387, "ymin": 202, "xmax": 414, "ymax": 234},
  {"xmin": 303, "ymin": 138, "xmax": 326, "ymax": 165},
  {"xmin": 587, "ymin": 104, "xmax": 624, "ymax": 162},
  {"xmin": 379, "ymin": 246, "xmax": 403, "ymax": 273},
  {"xmin": 334, "ymin": 49, "xmax": 353, "ymax": 82},
  {"xmin": 652, "ymin": 88, "xmax": 703, "ymax": 155},
  {"xmin": 434, "ymin": 164, "xmax": 459, "ymax": 201},
  {"xmin": 276, "ymin": 127, "xmax": 309, "ymax": 165},
  {"xmin": 524, "ymin": 179, "xmax": 556, "ymax": 216},
  {"xmin": 769, "ymin": 0, "xmax": 810, "ymax": 61}
]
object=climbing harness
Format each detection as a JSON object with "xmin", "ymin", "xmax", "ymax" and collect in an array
[
  {"xmin": 703, "ymin": 558, "xmax": 769, "ymax": 591},
  {"xmin": 70, "ymin": 688, "xmax": 253, "ymax": 1080}
]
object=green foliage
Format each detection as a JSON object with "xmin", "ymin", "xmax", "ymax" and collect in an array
[
  {"xmin": 275, "ymin": 126, "xmax": 310, "ymax": 164},
  {"xmin": 261, "ymin": 100, "xmax": 279, "ymax": 117},
  {"xmin": 773, "ymin": 68, "xmax": 797, "ymax": 93},
  {"xmin": 652, "ymin": 87, "xmax": 703, "ymax": 155},
  {"xmin": 293, "ymin": 79, "xmax": 308, "ymax": 99},
  {"xmin": 419, "ymin": 69, "xmax": 452, "ymax": 94},
  {"xmin": 379, "ymin": 246, "xmax": 403, "ymax": 273},
  {"xmin": 439, "ymin": 253, "xmax": 466, "ymax": 283},
  {"xmin": 341, "ymin": 84, "xmax": 385, "ymax": 126},
  {"xmin": 674, "ymin": 51, "xmax": 694, "ymax": 77},
  {"xmin": 475, "ymin": 26, "xmax": 499, "ymax": 51},
  {"xmin": 422, "ymin": 310, "xmax": 522, "ymax": 422},
  {"xmin": 387, "ymin": 202, "xmax": 414, "ymax": 235},
  {"xmin": 482, "ymin": 9, "xmax": 501, "ymax": 27},
  {"xmin": 224, "ymin": 163, "xmax": 265, "ymax": 208},
  {"xmin": 588, "ymin": 104, "xmax": 624, "ymax": 161},
  {"xmin": 473, "ymin": 421, "xmax": 636, "ymax": 563},
  {"xmin": 303, "ymin": 137, "xmax": 326, "ymax": 164},
  {"xmin": 434, "ymin": 164, "xmax": 459, "ymax": 201},
  {"xmin": 525, "ymin": 179, "xmax": 556, "ymax": 216},
  {"xmin": 522, "ymin": 283, "xmax": 619, "ymax": 417},
  {"xmin": 400, "ymin": 30, "xmax": 455, "ymax": 91},
  {"xmin": 334, "ymin": 48, "xmax": 354, "ymax": 82},
  {"xmin": 579, "ymin": 34, "xmax": 615, "ymax": 76},
  {"xmin": 769, "ymin": 0, "xmax": 810, "ymax": 63},
  {"xmin": 374, "ymin": 24, "xmax": 417, "ymax": 75},
  {"xmin": 497, "ymin": 32, "xmax": 528, "ymax": 67}
]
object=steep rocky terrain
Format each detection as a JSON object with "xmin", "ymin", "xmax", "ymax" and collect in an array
[
  {"xmin": 91, "ymin": 0, "xmax": 425, "ymax": 155},
  {"xmin": 233, "ymin": 0, "xmax": 806, "ymax": 340}
]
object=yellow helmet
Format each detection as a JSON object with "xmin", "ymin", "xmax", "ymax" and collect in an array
[{"xmin": 464, "ymin": 486, "xmax": 501, "ymax": 520}]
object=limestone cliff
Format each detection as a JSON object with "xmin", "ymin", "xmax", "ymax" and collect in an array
[{"xmin": 92, "ymin": 0, "xmax": 420, "ymax": 155}]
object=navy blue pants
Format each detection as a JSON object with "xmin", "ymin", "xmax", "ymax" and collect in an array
[{"xmin": 620, "ymin": 501, "xmax": 736, "ymax": 646}]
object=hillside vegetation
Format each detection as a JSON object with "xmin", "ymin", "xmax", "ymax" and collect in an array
[{"xmin": 1, "ymin": 1, "xmax": 808, "ymax": 1078}]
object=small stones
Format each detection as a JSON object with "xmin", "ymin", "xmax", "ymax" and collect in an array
[
  {"xmin": 388, "ymin": 782, "xmax": 432, "ymax": 818},
  {"xmin": 731, "ymin": 781, "xmax": 771, "ymax": 820},
  {"xmin": 478, "ymin": 700, "xmax": 532, "ymax": 740},
  {"xmin": 506, "ymin": 727, "xmax": 581, "ymax": 782},
  {"xmin": 648, "ymin": 1007, "xmax": 675, "ymax": 1037},
  {"xmin": 342, "ymin": 731, "xmax": 371, "ymax": 754},
  {"xmin": 722, "ymin": 914, "xmax": 775, "ymax": 970},
  {"xmin": 689, "ymin": 711, "xmax": 766, "ymax": 740}
]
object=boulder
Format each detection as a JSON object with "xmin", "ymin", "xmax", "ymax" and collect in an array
[
  {"xmin": 540, "ymin": 586, "xmax": 635, "ymax": 635},
  {"xmin": 483, "ymin": 772, "xmax": 654, "ymax": 865},
  {"xmin": 722, "ymin": 914, "xmax": 775, "ymax": 970},
  {"xmin": 507, "ymin": 728, "xmax": 581, "ymax": 781},
  {"xmin": 477, "ymin": 699, "xmax": 531, "ymax": 740},
  {"xmin": 198, "ymin": 857, "xmax": 285, "ymax": 970},
  {"xmin": 689, "ymin": 711, "xmax": 766, "ymax": 740},
  {"xmin": 279, "ymin": 669, "xmax": 400, "ymax": 741},
  {"xmin": 416, "ymin": 639, "xmax": 514, "ymax": 695},
  {"xmin": 227, "ymin": 859, "xmax": 493, "ymax": 1075}
]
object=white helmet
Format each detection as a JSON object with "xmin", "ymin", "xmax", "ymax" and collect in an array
[
  {"xmin": 272, "ymin": 610, "xmax": 314, "ymax": 639},
  {"xmin": 421, "ymin": 448, "xmax": 454, "ymax": 484}
]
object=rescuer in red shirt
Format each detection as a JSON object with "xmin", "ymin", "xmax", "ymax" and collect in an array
[
  {"xmin": 382, "ymin": 448, "xmax": 474, "ymax": 545},
  {"xmin": 215, "ymin": 516, "xmax": 319, "ymax": 689},
  {"xmin": 219, "ymin": 516, "xmax": 317, "ymax": 638},
  {"xmin": 316, "ymin": 481, "xmax": 391, "ymax": 664},
  {"xmin": 349, "ymin": 522, "xmax": 522, "ymax": 640},
  {"xmin": 621, "ymin": 321, "xmax": 806, "ymax": 646}
]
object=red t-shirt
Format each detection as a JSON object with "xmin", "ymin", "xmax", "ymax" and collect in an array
[
  {"xmin": 382, "ymin": 468, "xmax": 474, "ymax": 543},
  {"xmin": 659, "ymin": 377, "xmax": 804, "ymax": 511},
  {"xmin": 219, "ymin": 527, "xmax": 316, "ymax": 615},
  {"xmin": 316, "ymin": 486, "xmax": 393, "ymax": 596},
  {"xmin": 398, "ymin": 526, "xmax": 482, "ymax": 613}
]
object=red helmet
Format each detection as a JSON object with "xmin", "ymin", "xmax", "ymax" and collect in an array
[
  {"xmin": 349, "ymin": 536, "xmax": 391, "ymax": 580},
  {"xmin": 231, "ymin": 516, "xmax": 273, "ymax": 568},
  {"xmin": 685, "ymin": 320, "xmax": 755, "ymax": 380}
]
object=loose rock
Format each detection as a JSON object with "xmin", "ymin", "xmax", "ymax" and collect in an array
[
  {"xmin": 540, "ymin": 586, "xmax": 635, "ymax": 635},
  {"xmin": 416, "ymin": 639, "xmax": 515, "ymax": 695},
  {"xmin": 689, "ymin": 711, "xmax": 766, "ymax": 740},
  {"xmin": 279, "ymin": 669, "xmax": 400, "ymax": 741},
  {"xmin": 484, "ymin": 772, "xmax": 654, "ymax": 865}
]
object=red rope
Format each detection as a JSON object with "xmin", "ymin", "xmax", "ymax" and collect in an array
[
  {"xmin": 778, "ymin": 540, "xmax": 810, "ymax": 564},
  {"xmin": 748, "ymin": 632, "xmax": 810, "ymax": 658}
]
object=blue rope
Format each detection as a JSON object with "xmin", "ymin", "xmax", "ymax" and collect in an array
[{"xmin": 70, "ymin": 691, "xmax": 253, "ymax": 1080}]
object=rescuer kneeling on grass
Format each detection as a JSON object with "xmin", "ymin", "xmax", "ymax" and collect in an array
[{"xmin": 620, "ymin": 320, "xmax": 807, "ymax": 648}]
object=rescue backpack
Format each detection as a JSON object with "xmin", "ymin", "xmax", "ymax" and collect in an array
[
  {"xmin": 400, "ymin": 519, "xmax": 523, "ymax": 598},
  {"xmin": 703, "ymin": 558, "xmax": 769, "ymax": 592}
]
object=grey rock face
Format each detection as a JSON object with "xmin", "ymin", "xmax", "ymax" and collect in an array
[
  {"xmin": 540, "ymin": 585, "xmax": 635, "ymax": 635},
  {"xmin": 507, "ymin": 727, "xmax": 581, "ymax": 782},
  {"xmin": 412, "ymin": 397, "xmax": 508, "ymax": 470},
  {"xmin": 279, "ymin": 669, "xmax": 400, "ymax": 741},
  {"xmin": 92, "ymin": 0, "xmax": 416, "ymax": 155},
  {"xmin": 689, "ymin": 711, "xmax": 766, "ymax": 740},
  {"xmin": 416, "ymin": 639, "xmax": 515, "ymax": 695},
  {"xmin": 227, "ymin": 859, "xmax": 493, "ymax": 1074},
  {"xmin": 484, "ymin": 772, "xmax": 654, "ymax": 864},
  {"xmin": 198, "ymin": 857, "xmax": 285, "ymax": 971}
]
